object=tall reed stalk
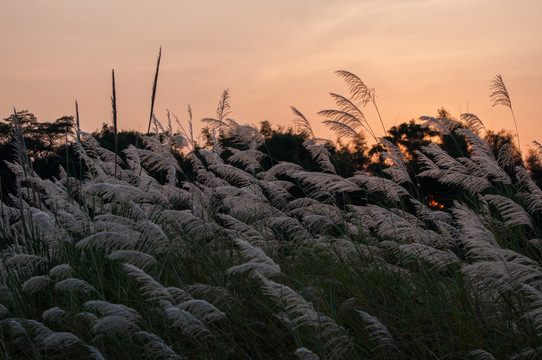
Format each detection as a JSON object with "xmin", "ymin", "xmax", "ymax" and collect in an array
[
  {"xmin": 75, "ymin": 100, "xmax": 83, "ymax": 182},
  {"xmin": 147, "ymin": 47, "xmax": 162, "ymax": 135},
  {"xmin": 111, "ymin": 69, "xmax": 118, "ymax": 178}
]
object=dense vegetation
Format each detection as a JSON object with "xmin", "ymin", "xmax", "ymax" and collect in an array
[{"xmin": 2, "ymin": 72, "xmax": 542, "ymax": 359}]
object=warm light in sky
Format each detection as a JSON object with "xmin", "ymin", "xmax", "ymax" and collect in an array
[{"xmin": 1, "ymin": 0, "xmax": 541, "ymax": 153}]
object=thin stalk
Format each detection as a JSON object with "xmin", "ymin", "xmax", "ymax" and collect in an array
[
  {"xmin": 111, "ymin": 69, "xmax": 118, "ymax": 178},
  {"xmin": 11, "ymin": 109, "xmax": 30, "ymax": 183},
  {"xmin": 147, "ymin": 46, "xmax": 162, "ymax": 135},
  {"xmin": 75, "ymin": 100, "xmax": 83, "ymax": 183},
  {"xmin": 372, "ymin": 97, "xmax": 387, "ymax": 136},
  {"xmin": 65, "ymin": 128, "xmax": 69, "ymax": 183},
  {"xmin": 510, "ymin": 107, "xmax": 520, "ymax": 152},
  {"xmin": 11, "ymin": 108, "xmax": 38, "ymax": 208}
]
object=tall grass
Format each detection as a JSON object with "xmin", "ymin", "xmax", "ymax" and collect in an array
[
  {"xmin": 1, "ymin": 71, "xmax": 541, "ymax": 359},
  {"xmin": 147, "ymin": 47, "xmax": 162, "ymax": 135},
  {"xmin": 111, "ymin": 69, "xmax": 118, "ymax": 179}
]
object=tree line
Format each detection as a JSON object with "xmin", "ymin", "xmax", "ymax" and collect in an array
[{"xmin": 2, "ymin": 109, "xmax": 542, "ymax": 207}]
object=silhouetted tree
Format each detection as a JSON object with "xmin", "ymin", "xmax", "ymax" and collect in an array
[
  {"xmin": 1, "ymin": 111, "xmax": 77, "ymax": 199},
  {"xmin": 92, "ymin": 123, "xmax": 142, "ymax": 159},
  {"xmin": 333, "ymin": 136, "xmax": 370, "ymax": 177},
  {"xmin": 387, "ymin": 120, "xmax": 439, "ymax": 159},
  {"xmin": 368, "ymin": 119, "xmax": 438, "ymax": 175},
  {"xmin": 484, "ymin": 129, "xmax": 523, "ymax": 170}
]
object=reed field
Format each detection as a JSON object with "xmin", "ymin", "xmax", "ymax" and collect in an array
[{"xmin": 1, "ymin": 70, "xmax": 542, "ymax": 359}]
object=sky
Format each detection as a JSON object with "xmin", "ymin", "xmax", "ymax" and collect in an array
[{"xmin": 1, "ymin": 0, "xmax": 542, "ymax": 153}]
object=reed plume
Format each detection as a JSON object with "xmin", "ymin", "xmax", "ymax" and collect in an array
[{"xmin": 490, "ymin": 74, "xmax": 520, "ymax": 151}]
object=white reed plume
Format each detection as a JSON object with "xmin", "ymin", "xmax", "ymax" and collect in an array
[
  {"xmin": 259, "ymin": 275, "xmax": 351, "ymax": 360},
  {"xmin": 208, "ymin": 163, "xmax": 255, "ymax": 187},
  {"xmin": 133, "ymin": 148, "xmax": 180, "ymax": 186},
  {"xmin": 455, "ymin": 128, "xmax": 511, "ymax": 185},
  {"xmin": 202, "ymin": 89, "xmax": 238, "ymax": 130},
  {"xmin": 455, "ymin": 127, "xmax": 492, "ymax": 159},
  {"xmin": 172, "ymin": 105, "xmax": 196, "ymax": 150},
  {"xmin": 396, "ymin": 243, "xmax": 461, "ymax": 270},
  {"xmin": 228, "ymin": 148, "xmax": 265, "ymax": 174},
  {"xmin": 515, "ymin": 166, "xmax": 542, "ymax": 214},
  {"xmin": 166, "ymin": 286, "xmax": 193, "ymax": 304},
  {"xmin": 291, "ymin": 106, "xmax": 336, "ymax": 173},
  {"xmin": 417, "ymin": 143, "xmax": 492, "ymax": 195},
  {"xmin": 134, "ymin": 331, "xmax": 183, "ymax": 360},
  {"xmin": 461, "ymin": 255, "xmax": 542, "ymax": 294},
  {"xmin": 123, "ymin": 263, "xmax": 174, "ymax": 303},
  {"xmin": 420, "ymin": 143, "xmax": 466, "ymax": 172},
  {"xmin": 468, "ymin": 349, "xmax": 496, "ymax": 360},
  {"xmin": 54, "ymin": 278, "xmax": 95, "ymax": 294},
  {"xmin": 288, "ymin": 199, "xmax": 344, "ymax": 223},
  {"xmin": 460, "ymin": 113, "xmax": 486, "ymax": 134},
  {"xmin": 3, "ymin": 318, "xmax": 31, "ymax": 341},
  {"xmin": 217, "ymin": 188, "xmax": 278, "ymax": 223},
  {"xmin": 355, "ymin": 310, "xmax": 397, "ymax": 350},
  {"xmin": 161, "ymin": 209, "xmax": 217, "ymax": 237},
  {"xmin": 41, "ymin": 331, "xmax": 82, "ymax": 350},
  {"xmin": 0, "ymin": 304, "xmax": 9, "ymax": 318},
  {"xmin": 42, "ymin": 307, "xmax": 69, "ymax": 323},
  {"xmin": 93, "ymin": 214, "xmax": 138, "ymax": 230},
  {"xmin": 76, "ymin": 231, "xmax": 138, "ymax": 252},
  {"xmin": 86, "ymin": 345, "xmax": 107, "ymax": 360},
  {"xmin": 262, "ymin": 161, "xmax": 305, "ymax": 181},
  {"xmin": 349, "ymin": 171, "xmax": 409, "ymax": 204},
  {"xmin": 75, "ymin": 311, "xmax": 98, "ymax": 327},
  {"xmin": 263, "ymin": 215, "xmax": 312, "ymax": 243},
  {"xmin": 379, "ymin": 137, "xmax": 409, "ymax": 165},
  {"xmin": 227, "ymin": 239, "xmax": 281, "ymax": 278},
  {"xmin": 419, "ymin": 115, "xmax": 460, "ymax": 135},
  {"xmin": 22, "ymin": 275, "xmax": 50, "ymax": 295},
  {"xmin": 289, "ymin": 171, "xmax": 360, "ymax": 199},
  {"xmin": 162, "ymin": 302, "xmax": 211, "ymax": 338},
  {"xmin": 452, "ymin": 203, "xmax": 501, "ymax": 260},
  {"xmin": 300, "ymin": 215, "xmax": 335, "ymax": 235},
  {"xmin": 305, "ymin": 139, "xmax": 338, "ymax": 174},
  {"xmin": 256, "ymin": 179, "xmax": 294, "ymax": 210},
  {"xmin": 295, "ymin": 347, "xmax": 321, "ymax": 360},
  {"xmin": 490, "ymin": 74, "xmax": 520, "ymax": 151},
  {"xmin": 92, "ymin": 315, "xmax": 140, "ymax": 337},
  {"xmin": 509, "ymin": 347, "xmax": 542, "ymax": 360},
  {"xmin": 534, "ymin": 140, "xmax": 542, "ymax": 160},
  {"xmin": 483, "ymin": 194, "xmax": 533, "ymax": 229},
  {"xmin": 138, "ymin": 220, "xmax": 170, "ymax": 250},
  {"xmin": 218, "ymin": 214, "xmax": 267, "ymax": 246},
  {"xmin": 335, "ymin": 70, "xmax": 386, "ymax": 135},
  {"xmin": 177, "ymin": 299, "xmax": 226, "ymax": 323},
  {"xmin": 107, "ymin": 250, "xmax": 157, "ymax": 270},
  {"xmin": 84, "ymin": 183, "xmax": 151, "ymax": 204},
  {"xmin": 84, "ymin": 300, "xmax": 142, "ymax": 324},
  {"xmin": 6, "ymin": 254, "xmax": 46, "ymax": 268},
  {"xmin": 520, "ymin": 284, "xmax": 542, "ymax": 337},
  {"xmin": 353, "ymin": 205, "xmax": 440, "ymax": 247},
  {"xmin": 185, "ymin": 284, "xmax": 233, "ymax": 310},
  {"xmin": 410, "ymin": 199, "xmax": 453, "ymax": 224},
  {"xmin": 230, "ymin": 125, "xmax": 266, "ymax": 150}
]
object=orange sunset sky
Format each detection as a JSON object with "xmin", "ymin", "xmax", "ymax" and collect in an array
[{"xmin": 1, "ymin": 0, "xmax": 541, "ymax": 153}]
